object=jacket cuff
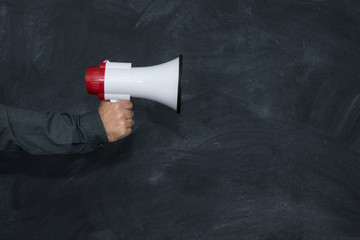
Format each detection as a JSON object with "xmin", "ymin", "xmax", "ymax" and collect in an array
[{"xmin": 79, "ymin": 111, "xmax": 109, "ymax": 147}]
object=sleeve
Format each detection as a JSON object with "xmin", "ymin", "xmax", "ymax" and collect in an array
[{"xmin": 0, "ymin": 104, "xmax": 109, "ymax": 155}]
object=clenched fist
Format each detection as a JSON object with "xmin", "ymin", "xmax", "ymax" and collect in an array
[{"xmin": 97, "ymin": 100, "xmax": 134, "ymax": 142}]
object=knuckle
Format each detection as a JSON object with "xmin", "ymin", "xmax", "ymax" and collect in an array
[
  {"xmin": 120, "ymin": 127, "xmax": 127, "ymax": 136},
  {"xmin": 112, "ymin": 105, "xmax": 119, "ymax": 112},
  {"xmin": 118, "ymin": 112, "xmax": 125, "ymax": 119},
  {"xmin": 120, "ymin": 101, "xmax": 128, "ymax": 108}
]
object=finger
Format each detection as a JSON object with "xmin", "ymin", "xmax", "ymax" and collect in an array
[
  {"xmin": 123, "ymin": 101, "xmax": 133, "ymax": 109},
  {"xmin": 125, "ymin": 128, "xmax": 133, "ymax": 136},
  {"xmin": 121, "ymin": 110, "xmax": 133, "ymax": 119},
  {"xmin": 125, "ymin": 110, "xmax": 134, "ymax": 119},
  {"xmin": 125, "ymin": 119, "xmax": 134, "ymax": 128}
]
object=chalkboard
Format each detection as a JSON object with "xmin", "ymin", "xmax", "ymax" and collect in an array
[{"xmin": 1, "ymin": 0, "xmax": 360, "ymax": 239}]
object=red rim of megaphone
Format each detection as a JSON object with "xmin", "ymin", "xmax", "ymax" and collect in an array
[{"xmin": 85, "ymin": 61, "xmax": 107, "ymax": 100}]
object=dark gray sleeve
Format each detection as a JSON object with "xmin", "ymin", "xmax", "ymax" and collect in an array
[{"xmin": 0, "ymin": 104, "xmax": 109, "ymax": 155}]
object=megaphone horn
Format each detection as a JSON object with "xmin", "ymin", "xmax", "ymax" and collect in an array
[{"xmin": 85, "ymin": 55, "xmax": 183, "ymax": 114}]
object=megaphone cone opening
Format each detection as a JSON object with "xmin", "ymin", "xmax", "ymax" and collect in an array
[{"xmin": 177, "ymin": 54, "xmax": 183, "ymax": 114}]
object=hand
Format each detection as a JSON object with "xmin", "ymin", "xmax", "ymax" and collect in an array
[{"xmin": 97, "ymin": 100, "xmax": 134, "ymax": 142}]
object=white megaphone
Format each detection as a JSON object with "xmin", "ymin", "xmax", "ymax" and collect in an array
[{"xmin": 85, "ymin": 55, "xmax": 183, "ymax": 113}]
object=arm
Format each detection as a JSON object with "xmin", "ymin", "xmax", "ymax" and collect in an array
[
  {"xmin": 0, "ymin": 101, "xmax": 134, "ymax": 155},
  {"xmin": 0, "ymin": 104, "xmax": 109, "ymax": 154}
]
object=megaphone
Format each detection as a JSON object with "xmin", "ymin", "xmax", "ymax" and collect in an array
[{"xmin": 85, "ymin": 55, "xmax": 183, "ymax": 113}]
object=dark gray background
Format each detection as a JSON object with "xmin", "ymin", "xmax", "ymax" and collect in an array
[{"xmin": 1, "ymin": 0, "xmax": 360, "ymax": 239}]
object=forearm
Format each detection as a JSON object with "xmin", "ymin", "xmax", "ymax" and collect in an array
[{"xmin": 0, "ymin": 104, "xmax": 108, "ymax": 155}]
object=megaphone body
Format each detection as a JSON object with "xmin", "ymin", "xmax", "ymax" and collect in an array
[{"xmin": 85, "ymin": 55, "xmax": 182, "ymax": 113}]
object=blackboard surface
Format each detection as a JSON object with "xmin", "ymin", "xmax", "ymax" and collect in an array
[{"xmin": 1, "ymin": 1, "xmax": 360, "ymax": 239}]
